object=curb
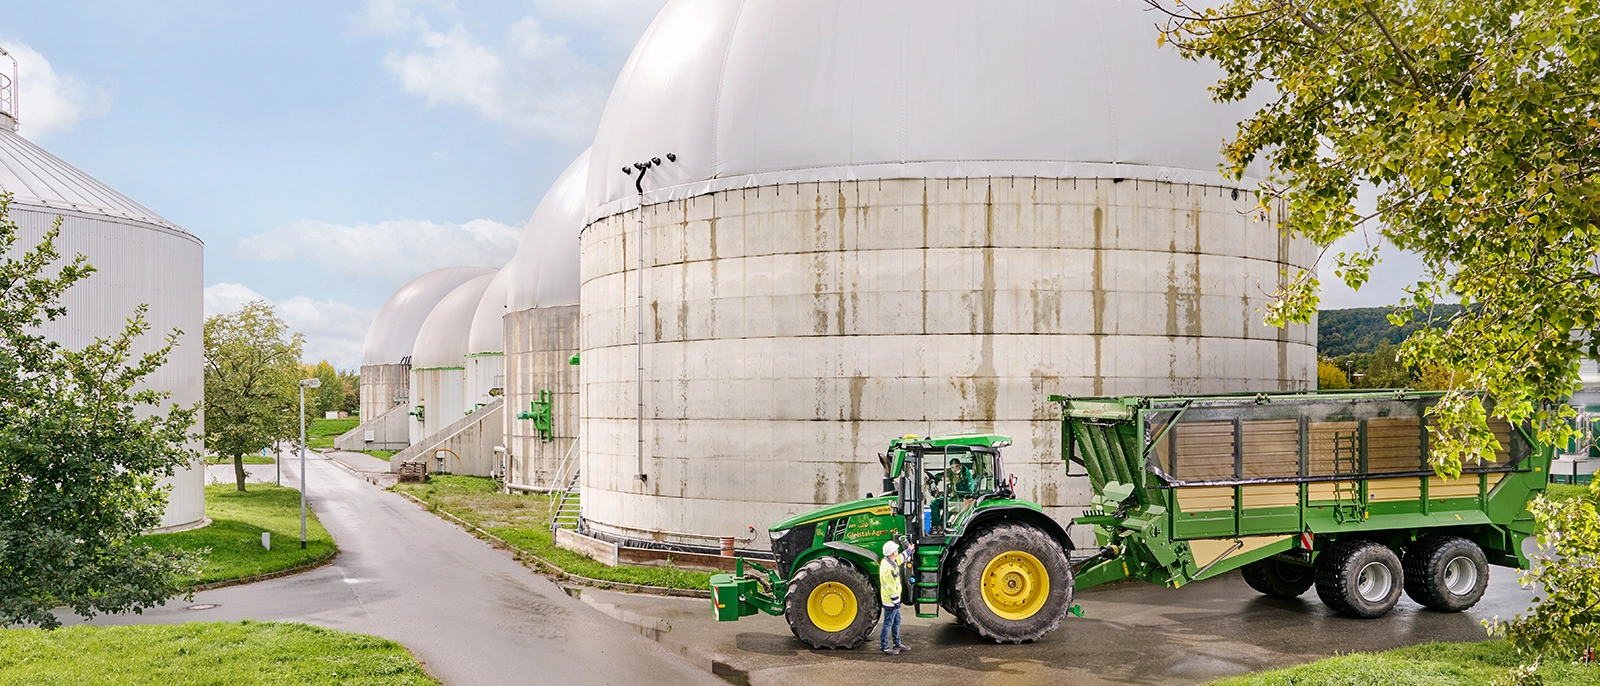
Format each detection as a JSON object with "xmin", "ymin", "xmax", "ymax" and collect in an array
[
  {"xmin": 192, "ymin": 549, "xmax": 339, "ymax": 592},
  {"xmin": 392, "ymin": 490, "xmax": 711, "ymax": 599}
]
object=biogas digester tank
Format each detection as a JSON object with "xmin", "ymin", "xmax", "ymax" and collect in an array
[{"xmin": 578, "ymin": 0, "xmax": 1317, "ymax": 550}]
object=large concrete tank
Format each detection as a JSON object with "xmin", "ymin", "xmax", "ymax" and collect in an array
[
  {"xmin": 465, "ymin": 272, "xmax": 509, "ymax": 412},
  {"xmin": 503, "ymin": 150, "xmax": 587, "ymax": 490},
  {"xmin": 408, "ymin": 272, "xmax": 496, "ymax": 451},
  {"xmin": 350, "ymin": 266, "xmax": 495, "ymax": 451},
  {"xmin": 578, "ymin": 0, "xmax": 1316, "ymax": 550},
  {"xmin": 0, "ymin": 112, "xmax": 204, "ymax": 530}
]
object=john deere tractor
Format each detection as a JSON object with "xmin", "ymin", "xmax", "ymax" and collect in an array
[{"xmin": 711, "ymin": 433, "xmax": 1077, "ymax": 647}]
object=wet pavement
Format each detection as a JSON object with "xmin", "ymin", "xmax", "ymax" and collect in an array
[
  {"xmin": 590, "ymin": 554, "xmax": 1537, "ymax": 685},
  {"xmin": 68, "ymin": 452, "xmax": 724, "ymax": 686}
]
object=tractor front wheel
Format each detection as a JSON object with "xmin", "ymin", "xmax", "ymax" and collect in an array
[
  {"xmin": 947, "ymin": 523, "xmax": 1073, "ymax": 644},
  {"xmin": 783, "ymin": 556, "xmax": 878, "ymax": 649}
]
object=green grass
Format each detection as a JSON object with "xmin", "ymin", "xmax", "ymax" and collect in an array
[
  {"xmin": 1207, "ymin": 640, "xmax": 1600, "ymax": 686},
  {"xmin": 205, "ymin": 454, "xmax": 275, "ymax": 465},
  {"xmin": 359, "ymin": 449, "xmax": 397, "ymax": 460},
  {"xmin": 0, "ymin": 621, "xmax": 436, "ymax": 685},
  {"xmin": 145, "ymin": 484, "xmax": 336, "ymax": 585},
  {"xmin": 393, "ymin": 475, "xmax": 712, "ymax": 590},
  {"xmin": 307, "ymin": 418, "xmax": 359, "ymax": 450}
]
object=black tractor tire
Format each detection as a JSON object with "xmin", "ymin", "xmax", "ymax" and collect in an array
[
  {"xmin": 783, "ymin": 556, "xmax": 879, "ymax": 649},
  {"xmin": 946, "ymin": 523, "xmax": 1073, "ymax": 644},
  {"xmin": 1403, "ymin": 535, "xmax": 1490, "ymax": 612},
  {"xmin": 1315, "ymin": 539, "xmax": 1404, "ymax": 619},
  {"xmin": 1240, "ymin": 558, "xmax": 1316, "ymax": 598}
]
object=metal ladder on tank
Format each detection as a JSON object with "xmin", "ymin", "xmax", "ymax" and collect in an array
[
  {"xmin": 548, "ymin": 439, "xmax": 582, "ymax": 533},
  {"xmin": 1331, "ymin": 432, "xmax": 1365, "ymax": 523}
]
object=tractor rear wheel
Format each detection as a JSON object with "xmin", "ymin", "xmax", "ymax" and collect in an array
[
  {"xmin": 947, "ymin": 523, "xmax": 1072, "ymax": 644},
  {"xmin": 1315, "ymin": 540, "xmax": 1403, "ymax": 619},
  {"xmin": 1402, "ymin": 535, "xmax": 1489, "ymax": 612},
  {"xmin": 783, "ymin": 556, "xmax": 878, "ymax": 649},
  {"xmin": 1241, "ymin": 558, "xmax": 1315, "ymax": 598}
]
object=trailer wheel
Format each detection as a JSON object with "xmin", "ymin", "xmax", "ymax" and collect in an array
[
  {"xmin": 948, "ymin": 523, "xmax": 1072, "ymax": 643},
  {"xmin": 783, "ymin": 556, "xmax": 879, "ymax": 649},
  {"xmin": 1315, "ymin": 540, "xmax": 1404, "ymax": 619},
  {"xmin": 1240, "ymin": 558, "xmax": 1315, "ymax": 598},
  {"xmin": 1402, "ymin": 535, "xmax": 1489, "ymax": 612}
]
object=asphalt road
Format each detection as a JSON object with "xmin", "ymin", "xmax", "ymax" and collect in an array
[
  {"xmin": 596, "ymin": 545, "xmax": 1540, "ymax": 685},
  {"xmin": 66, "ymin": 454, "xmax": 724, "ymax": 686}
]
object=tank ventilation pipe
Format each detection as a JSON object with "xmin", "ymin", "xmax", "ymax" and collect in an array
[{"xmin": 621, "ymin": 153, "xmax": 676, "ymax": 484}]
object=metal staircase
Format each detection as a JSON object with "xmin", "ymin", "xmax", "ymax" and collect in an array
[{"xmin": 547, "ymin": 439, "xmax": 582, "ymax": 533}]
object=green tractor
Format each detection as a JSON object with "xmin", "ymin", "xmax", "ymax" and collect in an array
[
  {"xmin": 711, "ymin": 390, "xmax": 1551, "ymax": 648},
  {"xmin": 711, "ymin": 433, "xmax": 1078, "ymax": 647}
]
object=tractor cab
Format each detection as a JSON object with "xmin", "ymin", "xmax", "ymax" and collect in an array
[{"xmin": 886, "ymin": 434, "xmax": 1010, "ymax": 539}]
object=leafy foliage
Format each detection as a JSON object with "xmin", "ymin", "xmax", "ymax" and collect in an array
[
  {"xmin": 1320, "ymin": 305, "xmax": 1467, "ymax": 358},
  {"xmin": 203, "ymin": 302, "xmax": 303, "ymax": 491},
  {"xmin": 1154, "ymin": 0, "xmax": 1600, "ymax": 476},
  {"xmin": 1486, "ymin": 479, "xmax": 1600, "ymax": 660},
  {"xmin": 1317, "ymin": 358, "xmax": 1351, "ymax": 389},
  {"xmin": 0, "ymin": 194, "xmax": 200, "ymax": 629}
]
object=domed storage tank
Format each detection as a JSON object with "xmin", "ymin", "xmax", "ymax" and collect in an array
[
  {"xmin": 409, "ymin": 272, "xmax": 496, "ymax": 451},
  {"xmin": 579, "ymin": 0, "xmax": 1317, "ymax": 550},
  {"xmin": 465, "ymin": 272, "xmax": 510, "ymax": 412},
  {"xmin": 0, "ymin": 109, "xmax": 204, "ymax": 530},
  {"xmin": 351, "ymin": 266, "xmax": 495, "ymax": 451},
  {"xmin": 504, "ymin": 150, "xmax": 588, "ymax": 490}
]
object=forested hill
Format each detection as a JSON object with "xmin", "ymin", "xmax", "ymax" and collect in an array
[{"xmin": 1318, "ymin": 305, "xmax": 1465, "ymax": 358}]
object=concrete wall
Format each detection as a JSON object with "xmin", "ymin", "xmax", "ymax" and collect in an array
[
  {"xmin": 409, "ymin": 367, "xmax": 464, "ymax": 444},
  {"xmin": 359, "ymin": 362, "xmax": 410, "ymax": 425},
  {"xmin": 465, "ymin": 353, "xmax": 504, "ymax": 414},
  {"xmin": 390, "ymin": 397, "xmax": 504, "ymax": 475},
  {"xmin": 335, "ymin": 401, "xmax": 411, "ymax": 452},
  {"xmin": 505, "ymin": 305, "xmax": 581, "ymax": 489},
  {"xmin": 578, "ymin": 177, "xmax": 1317, "ymax": 550}
]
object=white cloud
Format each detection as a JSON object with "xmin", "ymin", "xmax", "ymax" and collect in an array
[
  {"xmin": 205, "ymin": 283, "xmax": 376, "ymax": 370},
  {"xmin": 0, "ymin": 39, "xmax": 113, "ymax": 139},
  {"xmin": 365, "ymin": 0, "xmax": 662, "ymax": 143},
  {"xmin": 236, "ymin": 217, "xmax": 520, "ymax": 278}
]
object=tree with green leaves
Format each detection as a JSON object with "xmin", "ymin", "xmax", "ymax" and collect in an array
[
  {"xmin": 1317, "ymin": 358, "xmax": 1351, "ymax": 389},
  {"xmin": 307, "ymin": 360, "xmax": 345, "ymax": 418},
  {"xmin": 0, "ymin": 194, "xmax": 200, "ymax": 629},
  {"xmin": 203, "ymin": 302, "xmax": 303, "ymax": 491},
  {"xmin": 1152, "ymin": 0, "xmax": 1600, "ymax": 476}
]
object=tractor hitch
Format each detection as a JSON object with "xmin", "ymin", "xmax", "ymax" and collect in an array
[{"xmin": 709, "ymin": 557, "xmax": 786, "ymax": 621}]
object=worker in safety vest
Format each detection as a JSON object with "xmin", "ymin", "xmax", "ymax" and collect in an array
[{"xmin": 879, "ymin": 540, "xmax": 910, "ymax": 655}]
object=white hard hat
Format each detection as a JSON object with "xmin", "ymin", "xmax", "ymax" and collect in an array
[{"xmin": 882, "ymin": 540, "xmax": 900, "ymax": 557}]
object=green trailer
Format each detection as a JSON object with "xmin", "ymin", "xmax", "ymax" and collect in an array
[{"xmin": 709, "ymin": 390, "xmax": 1551, "ymax": 647}]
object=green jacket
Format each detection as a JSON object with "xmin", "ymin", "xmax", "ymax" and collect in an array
[{"xmin": 879, "ymin": 554, "xmax": 902, "ymax": 606}]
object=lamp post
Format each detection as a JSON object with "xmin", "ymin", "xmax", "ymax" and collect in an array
[{"xmin": 298, "ymin": 377, "xmax": 322, "ymax": 550}]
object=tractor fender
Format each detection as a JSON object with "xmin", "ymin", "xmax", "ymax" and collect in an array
[{"xmin": 956, "ymin": 505, "xmax": 1075, "ymax": 555}]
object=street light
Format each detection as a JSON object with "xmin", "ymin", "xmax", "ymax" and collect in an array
[{"xmin": 298, "ymin": 377, "xmax": 321, "ymax": 550}]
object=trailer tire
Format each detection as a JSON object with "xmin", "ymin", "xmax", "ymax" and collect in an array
[
  {"xmin": 1240, "ymin": 558, "xmax": 1315, "ymax": 598},
  {"xmin": 1403, "ymin": 535, "xmax": 1489, "ymax": 612},
  {"xmin": 1315, "ymin": 540, "xmax": 1404, "ymax": 619},
  {"xmin": 783, "ymin": 556, "xmax": 879, "ymax": 649},
  {"xmin": 948, "ymin": 523, "xmax": 1073, "ymax": 644}
]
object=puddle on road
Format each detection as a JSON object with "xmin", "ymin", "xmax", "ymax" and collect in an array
[{"xmin": 563, "ymin": 586, "xmax": 750, "ymax": 685}]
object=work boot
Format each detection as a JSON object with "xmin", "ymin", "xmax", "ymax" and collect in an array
[
  {"xmin": 881, "ymin": 647, "xmax": 897, "ymax": 655},
  {"xmin": 894, "ymin": 644, "xmax": 910, "ymax": 653}
]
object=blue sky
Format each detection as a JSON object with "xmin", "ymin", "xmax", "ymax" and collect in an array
[{"xmin": 2, "ymin": 0, "xmax": 1404, "ymax": 369}]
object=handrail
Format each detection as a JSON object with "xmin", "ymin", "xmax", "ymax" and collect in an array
[{"xmin": 546, "ymin": 438, "xmax": 581, "ymax": 522}]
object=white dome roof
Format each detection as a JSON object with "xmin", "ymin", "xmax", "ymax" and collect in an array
[
  {"xmin": 360, "ymin": 266, "xmax": 495, "ymax": 366},
  {"xmin": 588, "ymin": 0, "xmax": 1265, "ymax": 221},
  {"xmin": 506, "ymin": 148, "xmax": 589, "ymax": 311},
  {"xmin": 467, "ymin": 265, "xmax": 511, "ymax": 355},
  {"xmin": 0, "ymin": 127, "xmax": 192, "ymax": 237},
  {"xmin": 412, "ymin": 272, "xmax": 497, "ymax": 369}
]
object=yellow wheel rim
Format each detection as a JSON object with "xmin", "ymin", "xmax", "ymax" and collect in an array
[
  {"xmin": 980, "ymin": 550, "xmax": 1050, "ymax": 620},
  {"xmin": 806, "ymin": 581, "xmax": 857, "ymax": 633}
]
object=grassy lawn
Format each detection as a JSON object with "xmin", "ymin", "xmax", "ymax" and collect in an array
[
  {"xmin": 359, "ymin": 449, "xmax": 398, "ymax": 460},
  {"xmin": 1208, "ymin": 640, "xmax": 1600, "ymax": 685},
  {"xmin": 205, "ymin": 454, "xmax": 275, "ymax": 465},
  {"xmin": 0, "ymin": 621, "xmax": 435, "ymax": 685},
  {"xmin": 393, "ymin": 475, "xmax": 712, "ymax": 590},
  {"xmin": 145, "ymin": 484, "xmax": 336, "ymax": 585},
  {"xmin": 307, "ymin": 417, "xmax": 359, "ymax": 450}
]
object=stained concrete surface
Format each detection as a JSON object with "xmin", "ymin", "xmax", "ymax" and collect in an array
[
  {"xmin": 67, "ymin": 452, "xmax": 724, "ymax": 686},
  {"xmin": 591, "ymin": 556, "xmax": 1538, "ymax": 686}
]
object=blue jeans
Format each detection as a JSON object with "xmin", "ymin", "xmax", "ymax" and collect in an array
[{"xmin": 880, "ymin": 604, "xmax": 902, "ymax": 649}]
